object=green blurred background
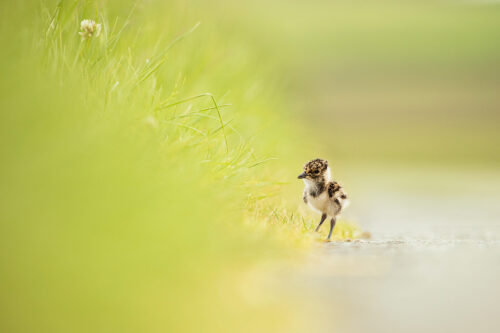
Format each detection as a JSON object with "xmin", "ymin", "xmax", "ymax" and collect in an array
[{"xmin": 221, "ymin": 0, "xmax": 500, "ymax": 165}]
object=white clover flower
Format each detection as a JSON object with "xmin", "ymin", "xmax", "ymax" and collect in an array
[{"xmin": 79, "ymin": 19, "xmax": 101, "ymax": 40}]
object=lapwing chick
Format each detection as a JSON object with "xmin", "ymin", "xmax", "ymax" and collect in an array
[{"xmin": 298, "ymin": 158, "xmax": 349, "ymax": 241}]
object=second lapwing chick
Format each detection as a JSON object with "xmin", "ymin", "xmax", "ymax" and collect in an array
[{"xmin": 298, "ymin": 158, "xmax": 349, "ymax": 241}]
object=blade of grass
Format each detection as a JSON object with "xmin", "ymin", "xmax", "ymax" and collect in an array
[
  {"xmin": 248, "ymin": 158, "xmax": 278, "ymax": 168},
  {"xmin": 157, "ymin": 93, "xmax": 229, "ymax": 153}
]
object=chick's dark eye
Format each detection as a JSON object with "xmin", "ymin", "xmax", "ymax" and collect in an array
[{"xmin": 313, "ymin": 170, "xmax": 319, "ymax": 174}]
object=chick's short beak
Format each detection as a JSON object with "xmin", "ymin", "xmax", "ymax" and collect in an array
[{"xmin": 298, "ymin": 172, "xmax": 306, "ymax": 179}]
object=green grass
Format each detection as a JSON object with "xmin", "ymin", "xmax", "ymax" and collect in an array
[{"xmin": 0, "ymin": 1, "xmax": 361, "ymax": 332}]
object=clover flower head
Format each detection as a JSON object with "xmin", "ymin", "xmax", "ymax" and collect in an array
[{"xmin": 79, "ymin": 19, "xmax": 101, "ymax": 40}]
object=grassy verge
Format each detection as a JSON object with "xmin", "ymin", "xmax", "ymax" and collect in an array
[{"xmin": 0, "ymin": 1, "xmax": 360, "ymax": 332}]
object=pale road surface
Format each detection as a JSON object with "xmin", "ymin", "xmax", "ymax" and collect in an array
[{"xmin": 275, "ymin": 167, "xmax": 500, "ymax": 332}]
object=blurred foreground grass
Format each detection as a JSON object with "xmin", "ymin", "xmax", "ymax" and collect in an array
[{"xmin": 0, "ymin": 1, "xmax": 360, "ymax": 332}]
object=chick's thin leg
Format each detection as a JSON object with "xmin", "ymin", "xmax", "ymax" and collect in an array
[
  {"xmin": 315, "ymin": 213, "xmax": 327, "ymax": 232},
  {"xmin": 327, "ymin": 217, "xmax": 336, "ymax": 240}
]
